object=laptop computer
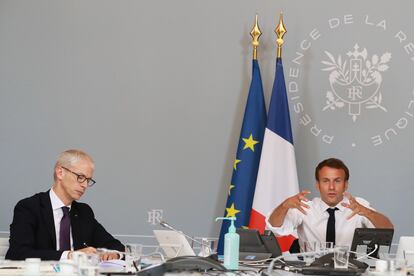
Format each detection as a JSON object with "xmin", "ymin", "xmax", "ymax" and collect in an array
[
  {"xmin": 396, "ymin": 236, "xmax": 414, "ymax": 266},
  {"xmin": 153, "ymin": 230, "xmax": 195, "ymax": 258}
]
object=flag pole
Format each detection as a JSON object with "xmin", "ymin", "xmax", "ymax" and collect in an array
[
  {"xmin": 217, "ymin": 14, "xmax": 267, "ymax": 255},
  {"xmin": 275, "ymin": 13, "xmax": 287, "ymax": 58},
  {"xmin": 250, "ymin": 12, "xmax": 299, "ymax": 252},
  {"xmin": 250, "ymin": 14, "xmax": 262, "ymax": 60}
]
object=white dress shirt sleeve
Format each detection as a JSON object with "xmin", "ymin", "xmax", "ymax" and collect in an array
[
  {"xmin": 60, "ymin": 251, "xmax": 70, "ymax": 260},
  {"xmin": 355, "ymin": 197, "xmax": 376, "ymax": 228},
  {"xmin": 265, "ymin": 207, "xmax": 303, "ymax": 236}
]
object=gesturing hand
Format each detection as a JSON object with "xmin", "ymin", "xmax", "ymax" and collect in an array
[
  {"xmin": 341, "ymin": 192, "xmax": 371, "ymax": 219},
  {"xmin": 282, "ymin": 190, "xmax": 311, "ymax": 215}
]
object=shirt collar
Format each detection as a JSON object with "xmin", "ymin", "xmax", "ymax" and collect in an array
[
  {"xmin": 316, "ymin": 197, "xmax": 349, "ymax": 213},
  {"xmin": 50, "ymin": 187, "xmax": 71, "ymax": 211}
]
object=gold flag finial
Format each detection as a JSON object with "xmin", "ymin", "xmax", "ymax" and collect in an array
[
  {"xmin": 275, "ymin": 13, "xmax": 287, "ymax": 58},
  {"xmin": 250, "ymin": 14, "xmax": 262, "ymax": 60}
]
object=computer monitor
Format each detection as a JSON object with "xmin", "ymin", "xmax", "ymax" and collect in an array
[
  {"xmin": 350, "ymin": 228, "xmax": 394, "ymax": 259},
  {"xmin": 396, "ymin": 236, "xmax": 414, "ymax": 266}
]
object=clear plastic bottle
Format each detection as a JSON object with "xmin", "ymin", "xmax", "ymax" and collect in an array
[{"xmin": 215, "ymin": 217, "xmax": 239, "ymax": 270}]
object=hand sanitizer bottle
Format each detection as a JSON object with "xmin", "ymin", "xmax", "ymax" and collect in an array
[{"xmin": 215, "ymin": 217, "xmax": 239, "ymax": 270}]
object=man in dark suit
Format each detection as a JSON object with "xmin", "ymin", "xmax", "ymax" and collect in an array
[{"xmin": 6, "ymin": 149, "xmax": 124, "ymax": 260}]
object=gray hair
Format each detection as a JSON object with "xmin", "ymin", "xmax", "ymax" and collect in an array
[{"xmin": 53, "ymin": 149, "xmax": 94, "ymax": 181}]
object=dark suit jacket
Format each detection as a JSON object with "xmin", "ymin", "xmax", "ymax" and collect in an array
[{"xmin": 6, "ymin": 191, "xmax": 124, "ymax": 260}]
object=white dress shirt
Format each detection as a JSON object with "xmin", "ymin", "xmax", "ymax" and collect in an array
[
  {"xmin": 49, "ymin": 188, "xmax": 72, "ymax": 259},
  {"xmin": 266, "ymin": 197, "xmax": 375, "ymax": 247}
]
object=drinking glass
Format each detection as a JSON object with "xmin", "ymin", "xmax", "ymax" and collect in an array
[
  {"xmin": 199, "ymin": 238, "xmax": 218, "ymax": 257},
  {"xmin": 334, "ymin": 245, "xmax": 350, "ymax": 269},
  {"xmin": 319, "ymin": 241, "xmax": 334, "ymax": 256},
  {"xmin": 77, "ymin": 253, "xmax": 100, "ymax": 276},
  {"xmin": 71, "ymin": 251, "xmax": 87, "ymax": 266},
  {"xmin": 125, "ymin": 243, "xmax": 143, "ymax": 272},
  {"xmin": 301, "ymin": 241, "xmax": 317, "ymax": 264},
  {"xmin": 78, "ymin": 265, "xmax": 99, "ymax": 276},
  {"xmin": 385, "ymin": 258, "xmax": 407, "ymax": 275}
]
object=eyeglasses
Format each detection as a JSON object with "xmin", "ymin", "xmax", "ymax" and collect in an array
[{"xmin": 61, "ymin": 166, "xmax": 96, "ymax": 187}]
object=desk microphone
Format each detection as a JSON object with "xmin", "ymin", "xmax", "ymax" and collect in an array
[
  {"xmin": 159, "ymin": 220, "xmax": 211, "ymax": 255},
  {"xmin": 159, "ymin": 221, "xmax": 176, "ymax": 231}
]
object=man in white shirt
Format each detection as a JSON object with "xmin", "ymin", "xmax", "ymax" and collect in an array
[{"xmin": 266, "ymin": 158, "xmax": 393, "ymax": 248}]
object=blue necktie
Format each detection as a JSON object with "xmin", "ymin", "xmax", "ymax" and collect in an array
[{"xmin": 59, "ymin": 207, "xmax": 71, "ymax": 251}]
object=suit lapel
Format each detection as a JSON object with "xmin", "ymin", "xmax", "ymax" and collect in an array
[{"xmin": 40, "ymin": 191, "xmax": 57, "ymax": 249}]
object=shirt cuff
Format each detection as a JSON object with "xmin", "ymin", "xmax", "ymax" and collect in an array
[
  {"xmin": 60, "ymin": 251, "xmax": 70, "ymax": 260},
  {"xmin": 265, "ymin": 210, "xmax": 296, "ymax": 237}
]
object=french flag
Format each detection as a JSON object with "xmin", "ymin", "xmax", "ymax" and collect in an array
[{"xmin": 249, "ymin": 57, "xmax": 299, "ymax": 252}]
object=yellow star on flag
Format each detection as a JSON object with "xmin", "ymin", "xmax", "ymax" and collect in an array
[
  {"xmin": 226, "ymin": 203, "xmax": 240, "ymax": 218},
  {"xmin": 233, "ymin": 159, "xmax": 241, "ymax": 170},
  {"xmin": 228, "ymin": 184, "xmax": 235, "ymax": 195},
  {"xmin": 242, "ymin": 134, "xmax": 259, "ymax": 152}
]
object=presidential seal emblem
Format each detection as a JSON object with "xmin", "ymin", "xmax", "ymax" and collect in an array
[
  {"xmin": 322, "ymin": 44, "xmax": 391, "ymax": 122},
  {"xmin": 286, "ymin": 14, "xmax": 414, "ymax": 148}
]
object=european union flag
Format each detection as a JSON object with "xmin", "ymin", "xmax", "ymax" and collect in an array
[{"xmin": 217, "ymin": 59, "xmax": 267, "ymax": 255}]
